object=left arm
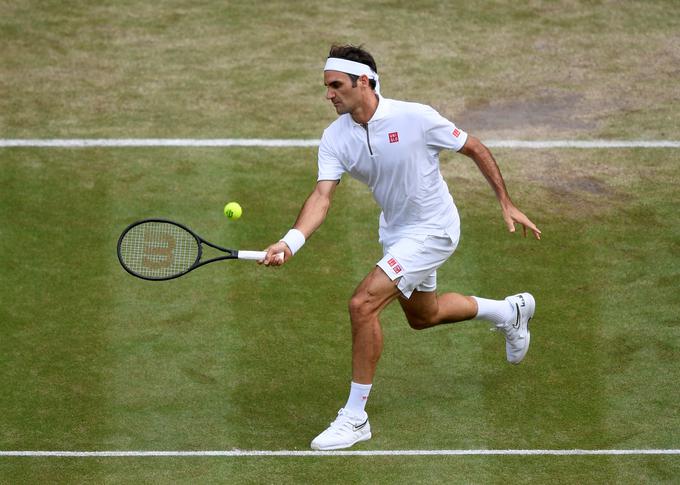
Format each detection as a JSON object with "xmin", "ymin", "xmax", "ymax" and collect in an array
[{"xmin": 459, "ymin": 135, "xmax": 542, "ymax": 240}]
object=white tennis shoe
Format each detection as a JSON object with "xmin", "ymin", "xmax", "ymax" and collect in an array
[
  {"xmin": 310, "ymin": 408, "xmax": 372, "ymax": 450},
  {"xmin": 497, "ymin": 292, "xmax": 535, "ymax": 364}
]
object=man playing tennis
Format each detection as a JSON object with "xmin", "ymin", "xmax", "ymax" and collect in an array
[{"xmin": 263, "ymin": 44, "xmax": 541, "ymax": 451}]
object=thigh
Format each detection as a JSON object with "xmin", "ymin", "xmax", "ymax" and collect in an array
[
  {"xmin": 398, "ymin": 289, "xmax": 439, "ymax": 324},
  {"xmin": 351, "ymin": 266, "xmax": 403, "ymax": 314}
]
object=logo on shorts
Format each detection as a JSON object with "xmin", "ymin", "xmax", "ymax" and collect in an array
[
  {"xmin": 388, "ymin": 132, "xmax": 399, "ymax": 143},
  {"xmin": 387, "ymin": 257, "xmax": 403, "ymax": 274},
  {"xmin": 452, "ymin": 128, "xmax": 461, "ymax": 138}
]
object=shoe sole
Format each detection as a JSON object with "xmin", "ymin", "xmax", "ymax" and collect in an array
[{"xmin": 310, "ymin": 432, "xmax": 372, "ymax": 451}]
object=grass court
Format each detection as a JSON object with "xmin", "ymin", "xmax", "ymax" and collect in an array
[{"xmin": 1, "ymin": 1, "xmax": 678, "ymax": 483}]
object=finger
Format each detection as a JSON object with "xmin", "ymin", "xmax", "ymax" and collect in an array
[
  {"xmin": 263, "ymin": 248, "xmax": 277, "ymax": 266},
  {"xmin": 264, "ymin": 248, "xmax": 286, "ymax": 266},
  {"xmin": 506, "ymin": 217, "xmax": 516, "ymax": 234},
  {"xmin": 525, "ymin": 220, "xmax": 541, "ymax": 240},
  {"xmin": 522, "ymin": 220, "xmax": 542, "ymax": 240}
]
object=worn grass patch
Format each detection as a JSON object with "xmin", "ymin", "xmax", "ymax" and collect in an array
[{"xmin": 1, "ymin": 0, "xmax": 678, "ymax": 138}]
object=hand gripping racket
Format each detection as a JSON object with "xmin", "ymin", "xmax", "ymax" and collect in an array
[{"xmin": 117, "ymin": 219, "xmax": 277, "ymax": 281}]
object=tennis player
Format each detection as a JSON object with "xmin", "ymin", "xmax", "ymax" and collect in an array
[{"xmin": 263, "ymin": 44, "xmax": 541, "ymax": 451}]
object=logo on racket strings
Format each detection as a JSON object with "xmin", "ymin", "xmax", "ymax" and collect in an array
[{"xmin": 143, "ymin": 231, "xmax": 176, "ymax": 269}]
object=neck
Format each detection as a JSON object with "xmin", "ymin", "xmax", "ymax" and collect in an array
[{"xmin": 351, "ymin": 92, "xmax": 379, "ymax": 124}]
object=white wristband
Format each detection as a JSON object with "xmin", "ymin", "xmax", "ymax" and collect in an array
[{"xmin": 281, "ymin": 229, "xmax": 306, "ymax": 255}]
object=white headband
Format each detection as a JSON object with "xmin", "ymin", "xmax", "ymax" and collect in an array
[{"xmin": 324, "ymin": 57, "xmax": 381, "ymax": 94}]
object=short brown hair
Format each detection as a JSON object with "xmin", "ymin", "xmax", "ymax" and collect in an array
[{"xmin": 328, "ymin": 44, "xmax": 378, "ymax": 90}]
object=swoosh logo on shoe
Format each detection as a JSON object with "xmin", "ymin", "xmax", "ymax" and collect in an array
[
  {"xmin": 353, "ymin": 418, "xmax": 368, "ymax": 431},
  {"xmin": 513, "ymin": 303, "xmax": 521, "ymax": 329}
]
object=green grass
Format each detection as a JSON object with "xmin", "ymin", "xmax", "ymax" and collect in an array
[
  {"xmin": 1, "ymin": 0, "xmax": 679, "ymax": 483},
  {"xmin": 3, "ymin": 456, "xmax": 679, "ymax": 484},
  {"xmin": 1, "ymin": 148, "xmax": 678, "ymax": 482}
]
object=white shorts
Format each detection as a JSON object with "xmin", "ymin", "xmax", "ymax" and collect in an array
[{"xmin": 377, "ymin": 231, "xmax": 459, "ymax": 299}]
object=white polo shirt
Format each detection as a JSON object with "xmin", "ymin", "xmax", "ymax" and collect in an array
[{"xmin": 318, "ymin": 95, "xmax": 468, "ymax": 240}]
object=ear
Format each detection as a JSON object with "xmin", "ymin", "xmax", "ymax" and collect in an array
[{"xmin": 358, "ymin": 74, "xmax": 371, "ymax": 88}]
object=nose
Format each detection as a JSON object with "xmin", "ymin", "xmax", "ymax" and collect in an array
[{"xmin": 326, "ymin": 88, "xmax": 335, "ymax": 100}]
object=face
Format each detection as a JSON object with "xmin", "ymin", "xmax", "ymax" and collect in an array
[{"xmin": 324, "ymin": 70, "xmax": 362, "ymax": 115}]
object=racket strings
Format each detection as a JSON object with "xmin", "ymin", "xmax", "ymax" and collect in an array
[{"xmin": 119, "ymin": 222, "xmax": 199, "ymax": 279}]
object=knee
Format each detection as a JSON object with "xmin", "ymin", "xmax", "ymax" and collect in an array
[
  {"xmin": 406, "ymin": 316, "xmax": 430, "ymax": 331},
  {"xmin": 349, "ymin": 288, "xmax": 386, "ymax": 323},
  {"xmin": 348, "ymin": 294, "xmax": 371, "ymax": 322},
  {"xmin": 405, "ymin": 312, "xmax": 438, "ymax": 331}
]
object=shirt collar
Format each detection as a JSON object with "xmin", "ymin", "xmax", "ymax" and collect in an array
[
  {"xmin": 370, "ymin": 94, "xmax": 389, "ymax": 122},
  {"xmin": 350, "ymin": 93, "xmax": 389, "ymax": 126}
]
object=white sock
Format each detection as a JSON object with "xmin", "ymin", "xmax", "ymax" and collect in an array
[
  {"xmin": 472, "ymin": 296, "xmax": 514, "ymax": 326},
  {"xmin": 344, "ymin": 381, "xmax": 372, "ymax": 416}
]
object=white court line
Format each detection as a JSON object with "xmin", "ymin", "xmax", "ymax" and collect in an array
[
  {"xmin": 0, "ymin": 139, "xmax": 320, "ymax": 148},
  {"xmin": 2, "ymin": 449, "xmax": 679, "ymax": 457},
  {"xmin": 0, "ymin": 139, "xmax": 679, "ymax": 148}
]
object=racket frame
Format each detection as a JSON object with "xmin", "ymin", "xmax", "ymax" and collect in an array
[{"xmin": 117, "ymin": 218, "xmax": 264, "ymax": 281}]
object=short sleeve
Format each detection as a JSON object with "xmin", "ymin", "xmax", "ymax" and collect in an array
[
  {"xmin": 317, "ymin": 129, "xmax": 345, "ymax": 181},
  {"xmin": 422, "ymin": 106, "xmax": 468, "ymax": 152}
]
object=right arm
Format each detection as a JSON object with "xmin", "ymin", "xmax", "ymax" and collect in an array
[{"xmin": 262, "ymin": 180, "xmax": 338, "ymax": 266}]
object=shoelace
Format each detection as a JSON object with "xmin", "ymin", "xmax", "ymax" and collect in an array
[{"xmin": 328, "ymin": 409, "xmax": 362, "ymax": 432}]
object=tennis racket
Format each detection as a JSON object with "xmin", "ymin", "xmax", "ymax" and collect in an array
[{"xmin": 117, "ymin": 219, "xmax": 276, "ymax": 281}]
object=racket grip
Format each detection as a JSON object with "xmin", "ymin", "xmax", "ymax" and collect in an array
[{"xmin": 237, "ymin": 250, "xmax": 284, "ymax": 262}]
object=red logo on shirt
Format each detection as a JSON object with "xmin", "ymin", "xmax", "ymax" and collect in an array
[
  {"xmin": 388, "ymin": 132, "xmax": 399, "ymax": 143},
  {"xmin": 452, "ymin": 128, "xmax": 461, "ymax": 138}
]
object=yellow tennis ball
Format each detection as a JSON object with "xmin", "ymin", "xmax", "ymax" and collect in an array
[{"xmin": 224, "ymin": 202, "xmax": 242, "ymax": 220}]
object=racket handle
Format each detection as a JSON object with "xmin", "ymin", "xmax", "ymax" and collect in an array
[{"xmin": 237, "ymin": 250, "xmax": 284, "ymax": 262}]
